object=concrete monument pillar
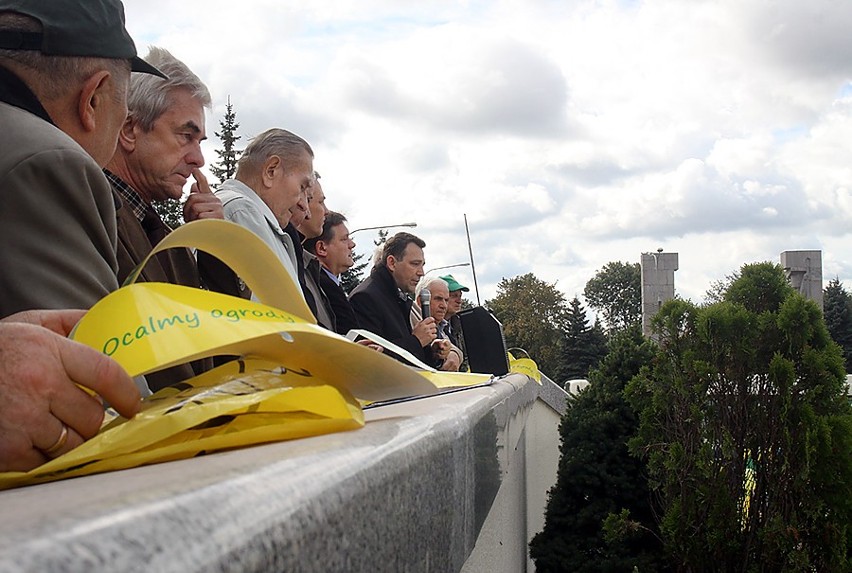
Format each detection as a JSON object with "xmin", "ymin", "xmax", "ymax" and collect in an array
[
  {"xmin": 780, "ymin": 250, "xmax": 823, "ymax": 310},
  {"xmin": 641, "ymin": 251, "xmax": 678, "ymax": 339}
]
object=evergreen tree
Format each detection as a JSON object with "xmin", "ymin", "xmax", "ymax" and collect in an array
[
  {"xmin": 530, "ymin": 327, "xmax": 666, "ymax": 572},
  {"xmin": 824, "ymin": 277, "xmax": 852, "ymax": 372},
  {"xmin": 560, "ymin": 297, "xmax": 607, "ymax": 382},
  {"xmin": 340, "ymin": 251, "xmax": 368, "ymax": 295},
  {"xmin": 486, "ymin": 273, "xmax": 569, "ymax": 378},
  {"xmin": 154, "ymin": 199, "xmax": 183, "ymax": 229},
  {"xmin": 210, "ymin": 96, "xmax": 241, "ymax": 183},
  {"xmin": 628, "ymin": 262, "xmax": 852, "ymax": 572},
  {"xmin": 584, "ymin": 261, "xmax": 641, "ymax": 333},
  {"xmin": 340, "ymin": 229, "xmax": 389, "ymax": 294}
]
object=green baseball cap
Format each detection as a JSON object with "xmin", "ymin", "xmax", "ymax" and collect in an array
[
  {"xmin": 440, "ymin": 274, "xmax": 469, "ymax": 292},
  {"xmin": 0, "ymin": 0, "xmax": 166, "ymax": 78}
]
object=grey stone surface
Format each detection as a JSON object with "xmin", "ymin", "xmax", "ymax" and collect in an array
[
  {"xmin": 535, "ymin": 373, "xmax": 569, "ymax": 415},
  {"xmin": 641, "ymin": 251, "xmax": 678, "ymax": 339},
  {"xmin": 0, "ymin": 374, "xmax": 538, "ymax": 573},
  {"xmin": 781, "ymin": 250, "xmax": 823, "ymax": 309}
]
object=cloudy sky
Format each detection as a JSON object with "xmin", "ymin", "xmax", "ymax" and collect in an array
[{"xmin": 124, "ymin": 0, "xmax": 852, "ymax": 308}]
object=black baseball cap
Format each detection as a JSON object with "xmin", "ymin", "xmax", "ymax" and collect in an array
[{"xmin": 0, "ymin": 0, "xmax": 165, "ymax": 78}]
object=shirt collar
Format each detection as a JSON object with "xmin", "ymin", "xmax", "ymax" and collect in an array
[
  {"xmin": 104, "ymin": 169, "xmax": 148, "ymax": 222},
  {"xmin": 322, "ymin": 266, "xmax": 340, "ymax": 285}
]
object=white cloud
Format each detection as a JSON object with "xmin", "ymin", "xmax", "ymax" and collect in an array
[{"xmin": 121, "ymin": 0, "xmax": 852, "ymax": 304}]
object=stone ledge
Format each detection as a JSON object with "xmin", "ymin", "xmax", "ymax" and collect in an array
[{"xmin": 0, "ymin": 373, "xmax": 541, "ymax": 573}]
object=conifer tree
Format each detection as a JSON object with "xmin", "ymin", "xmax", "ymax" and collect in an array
[
  {"xmin": 154, "ymin": 199, "xmax": 184, "ymax": 229},
  {"xmin": 823, "ymin": 277, "xmax": 852, "ymax": 372},
  {"xmin": 210, "ymin": 96, "xmax": 241, "ymax": 183},
  {"xmin": 628, "ymin": 262, "xmax": 852, "ymax": 572},
  {"xmin": 559, "ymin": 297, "xmax": 607, "ymax": 382},
  {"xmin": 530, "ymin": 327, "xmax": 665, "ymax": 572}
]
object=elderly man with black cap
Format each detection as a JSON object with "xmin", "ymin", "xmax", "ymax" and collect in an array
[
  {"xmin": 0, "ymin": 0, "xmax": 157, "ymax": 471},
  {"xmin": 0, "ymin": 0, "xmax": 165, "ymax": 316}
]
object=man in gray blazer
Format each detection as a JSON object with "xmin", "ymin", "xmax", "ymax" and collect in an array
[{"xmin": 0, "ymin": 0, "xmax": 160, "ymax": 471}]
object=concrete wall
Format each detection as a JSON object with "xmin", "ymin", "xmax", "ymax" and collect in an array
[
  {"xmin": 0, "ymin": 374, "xmax": 567, "ymax": 573},
  {"xmin": 781, "ymin": 250, "xmax": 823, "ymax": 310},
  {"xmin": 640, "ymin": 251, "xmax": 679, "ymax": 339}
]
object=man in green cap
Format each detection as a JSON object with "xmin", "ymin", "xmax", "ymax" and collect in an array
[{"xmin": 440, "ymin": 274, "xmax": 470, "ymax": 369}]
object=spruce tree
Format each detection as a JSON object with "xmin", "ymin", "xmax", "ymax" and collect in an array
[
  {"xmin": 560, "ymin": 297, "xmax": 607, "ymax": 382},
  {"xmin": 210, "ymin": 96, "xmax": 241, "ymax": 183},
  {"xmin": 154, "ymin": 199, "xmax": 184, "ymax": 229},
  {"xmin": 824, "ymin": 277, "xmax": 852, "ymax": 372},
  {"xmin": 340, "ymin": 251, "xmax": 368, "ymax": 294},
  {"xmin": 530, "ymin": 327, "xmax": 666, "ymax": 572}
]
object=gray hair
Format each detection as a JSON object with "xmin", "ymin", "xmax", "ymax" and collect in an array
[
  {"xmin": 127, "ymin": 46, "xmax": 211, "ymax": 131},
  {"xmin": 414, "ymin": 276, "xmax": 449, "ymax": 301},
  {"xmin": 236, "ymin": 128, "xmax": 314, "ymax": 177},
  {"xmin": 0, "ymin": 12, "xmax": 129, "ymax": 101}
]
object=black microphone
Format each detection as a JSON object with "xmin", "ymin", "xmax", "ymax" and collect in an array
[{"xmin": 419, "ymin": 288, "xmax": 431, "ymax": 321}]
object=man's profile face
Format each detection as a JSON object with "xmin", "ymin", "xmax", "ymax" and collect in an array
[
  {"xmin": 427, "ymin": 281, "xmax": 450, "ymax": 322},
  {"xmin": 268, "ymin": 149, "xmax": 313, "ymax": 228},
  {"xmin": 322, "ymin": 223, "xmax": 355, "ymax": 275},
  {"xmin": 447, "ymin": 290, "xmax": 463, "ymax": 317},
  {"xmin": 389, "ymin": 243, "xmax": 424, "ymax": 295},
  {"xmin": 130, "ymin": 87, "xmax": 206, "ymax": 203},
  {"xmin": 298, "ymin": 180, "xmax": 326, "ymax": 239}
]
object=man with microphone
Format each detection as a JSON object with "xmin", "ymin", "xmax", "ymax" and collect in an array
[
  {"xmin": 104, "ymin": 46, "xmax": 221, "ymax": 391},
  {"xmin": 350, "ymin": 232, "xmax": 439, "ymax": 364},
  {"xmin": 412, "ymin": 277, "xmax": 462, "ymax": 371}
]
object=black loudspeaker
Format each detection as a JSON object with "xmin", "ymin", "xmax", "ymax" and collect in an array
[{"xmin": 458, "ymin": 306, "xmax": 509, "ymax": 376}]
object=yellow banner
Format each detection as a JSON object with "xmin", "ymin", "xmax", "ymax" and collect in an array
[
  {"xmin": 0, "ymin": 359, "xmax": 363, "ymax": 489},
  {"xmin": 0, "ymin": 220, "xmax": 493, "ymax": 489}
]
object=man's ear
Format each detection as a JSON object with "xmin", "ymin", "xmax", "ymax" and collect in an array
[
  {"xmin": 261, "ymin": 155, "xmax": 281, "ymax": 188},
  {"xmin": 117, "ymin": 115, "xmax": 137, "ymax": 152},
  {"xmin": 315, "ymin": 239, "xmax": 329, "ymax": 258},
  {"xmin": 386, "ymin": 255, "xmax": 397, "ymax": 272},
  {"xmin": 77, "ymin": 70, "xmax": 112, "ymax": 132}
]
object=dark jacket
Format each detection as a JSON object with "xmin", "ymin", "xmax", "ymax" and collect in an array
[
  {"xmin": 284, "ymin": 223, "xmax": 318, "ymax": 318},
  {"xmin": 320, "ymin": 269, "xmax": 359, "ymax": 336},
  {"xmin": 349, "ymin": 265, "xmax": 427, "ymax": 363},
  {"xmin": 113, "ymin": 192, "xmax": 209, "ymax": 392}
]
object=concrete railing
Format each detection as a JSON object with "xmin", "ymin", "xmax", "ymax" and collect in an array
[{"xmin": 0, "ymin": 373, "xmax": 568, "ymax": 573}]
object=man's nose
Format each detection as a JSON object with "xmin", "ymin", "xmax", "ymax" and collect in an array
[{"xmin": 186, "ymin": 142, "xmax": 204, "ymax": 168}]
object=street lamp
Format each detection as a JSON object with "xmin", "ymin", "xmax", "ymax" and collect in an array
[
  {"xmin": 349, "ymin": 222, "xmax": 417, "ymax": 235},
  {"xmin": 425, "ymin": 262, "xmax": 470, "ymax": 275}
]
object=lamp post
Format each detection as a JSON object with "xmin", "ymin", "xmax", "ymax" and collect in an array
[
  {"xmin": 349, "ymin": 222, "xmax": 417, "ymax": 235},
  {"xmin": 425, "ymin": 262, "xmax": 470, "ymax": 275}
]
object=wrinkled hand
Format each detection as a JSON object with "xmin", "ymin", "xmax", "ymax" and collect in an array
[
  {"xmin": 431, "ymin": 338, "xmax": 451, "ymax": 360},
  {"xmin": 440, "ymin": 350, "xmax": 461, "ymax": 372},
  {"xmin": 183, "ymin": 168, "xmax": 224, "ymax": 222},
  {"xmin": 0, "ymin": 318, "xmax": 141, "ymax": 472},
  {"xmin": 5, "ymin": 308, "xmax": 86, "ymax": 336},
  {"xmin": 412, "ymin": 317, "xmax": 437, "ymax": 347}
]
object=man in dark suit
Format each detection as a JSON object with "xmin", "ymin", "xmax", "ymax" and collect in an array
[
  {"xmin": 349, "ymin": 232, "xmax": 438, "ymax": 363},
  {"xmin": 304, "ymin": 211, "xmax": 359, "ymax": 336}
]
